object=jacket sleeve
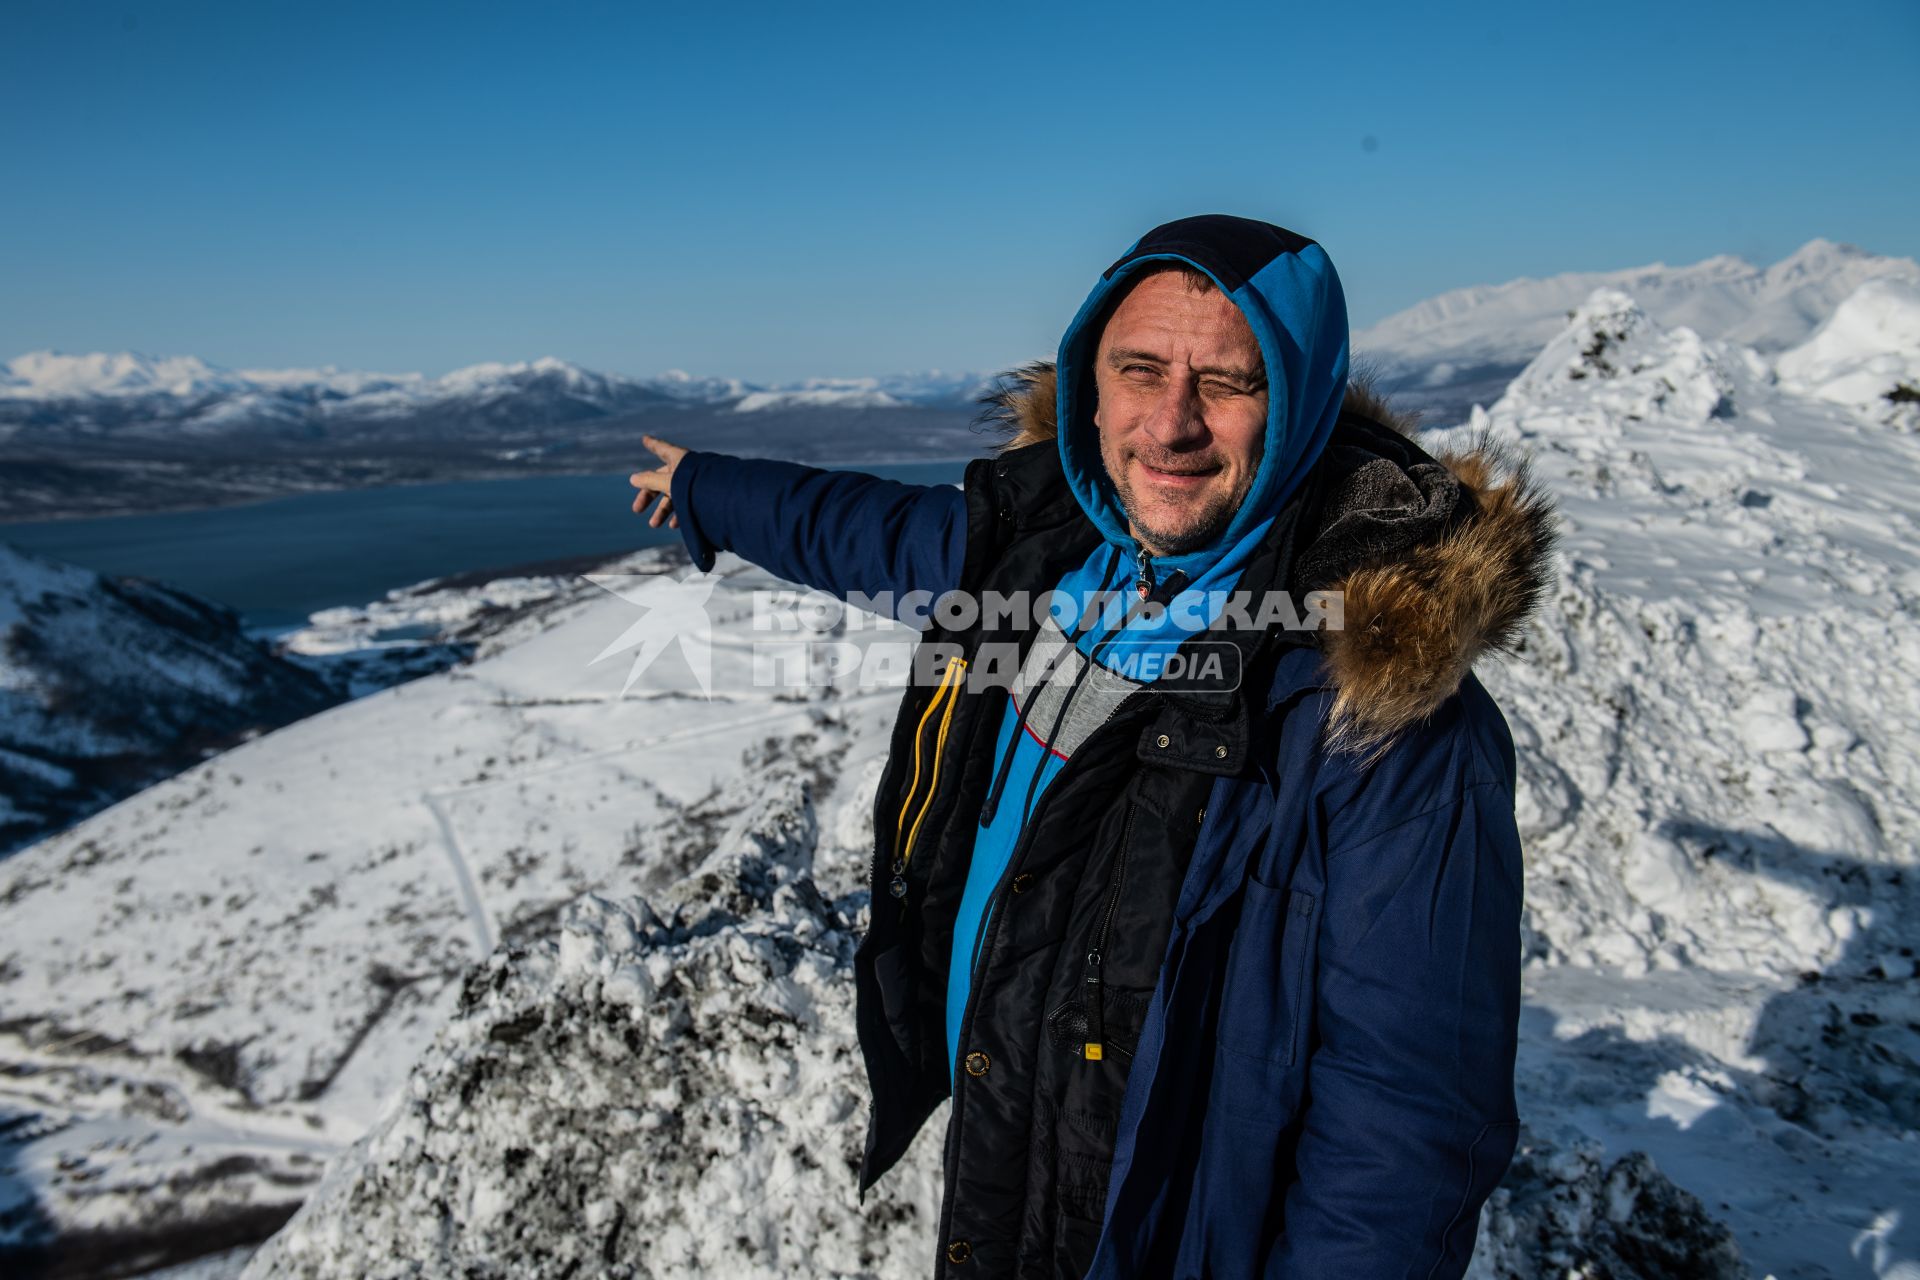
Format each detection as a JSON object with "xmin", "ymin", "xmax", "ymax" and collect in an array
[
  {"xmin": 1267, "ymin": 779, "xmax": 1524, "ymax": 1279},
  {"xmin": 668, "ymin": 450, "xmax": 970, "ymax": 621}
]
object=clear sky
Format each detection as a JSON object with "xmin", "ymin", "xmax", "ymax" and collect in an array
[{"xmin": 3, "ymin": 0, "xmax": 1915, "ymax": 384}]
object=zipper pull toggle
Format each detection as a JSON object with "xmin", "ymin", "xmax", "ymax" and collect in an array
[{"xmin": 1082, "ymin": 948, "xmax": 1105, "ymax": 1060}]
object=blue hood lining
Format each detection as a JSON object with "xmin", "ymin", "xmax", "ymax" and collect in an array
[{"xmin": 1053, "ymin": 235, "xmax": 1351, "ymax": 584}]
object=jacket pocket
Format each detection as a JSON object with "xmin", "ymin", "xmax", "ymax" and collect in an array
[
  {"xmin": 1050, "ymin": 1148, "xmax": 1112, "ymax": 1280},
  {"xmin": 1213, "ymin": 878, "xmax": 1319, "ymax": 1119},
  {"xmin": 1052, "ymin": 1203, "xmax": 1103, "ymax": 1280},
  {"xmin": 870, "ymin": 941, "xmax": 919, "ymax": 1066}
]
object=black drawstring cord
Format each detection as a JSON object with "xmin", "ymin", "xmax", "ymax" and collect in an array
[
  {"xmin": 1002, "ymin": 586, "xmax": 1153, "ymax": 829},
  {"xmin": 978, "ymin": 545, "xmax": 1122, "ymax": 827}
]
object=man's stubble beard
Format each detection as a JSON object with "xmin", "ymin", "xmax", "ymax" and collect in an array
[{"xmin": 1108, "ymin": 463, "xmax": 1252, "ymax": 558}]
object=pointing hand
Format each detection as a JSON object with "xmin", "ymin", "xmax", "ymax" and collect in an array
[{"xmin": 629, "ymin": 435, "xmax": 689, "ymax": 529}]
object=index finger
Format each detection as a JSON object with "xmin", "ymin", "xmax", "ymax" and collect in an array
[{"xmin": 641, "ymin": 435, "xmax": 688, "ymax": 465}]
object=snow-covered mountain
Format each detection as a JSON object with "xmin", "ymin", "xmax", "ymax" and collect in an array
[
  {"xmin": 728, "ymin": 372, "xmax": 1000, "ymax": 414},
  {"xmin": 0, "ymin": 543, "xmax": 344, "ymax": 854},
  {"xmin": 1356, "ymin": 238, "xmax": 1920, "ymax": 427},
  {"xmin": 4, "ymin": 270, "xmax": 1920, "ymax": 1278},
  {"xmin": 0, "ymin": 541, "xmax": 1766, "ymax": 1279},
  {"xmin": 0, "ymin": 353, "xmax": 676, "ymax": 446},
  {"xmin": 0, "ymin": 351, "xmax": 996, "ymax": 443}
]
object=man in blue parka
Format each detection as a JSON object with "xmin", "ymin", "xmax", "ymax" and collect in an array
[{"xmin": 630, "ymin": 214, "xmax": 1560, "ymax": 1278}]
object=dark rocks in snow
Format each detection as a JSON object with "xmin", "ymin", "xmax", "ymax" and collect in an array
[{"xmin": 1468, "ymin": 1133, "xmax": 1749, "ymax": 1279}]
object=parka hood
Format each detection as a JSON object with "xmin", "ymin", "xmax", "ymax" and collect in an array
[
  {"xmin": 1055, "ymin": 214, "xmax": 1352, "ymax": 578},
  {"xmin": 983, "ymin": 363, "xmax": 1561, "ymax": 762}
]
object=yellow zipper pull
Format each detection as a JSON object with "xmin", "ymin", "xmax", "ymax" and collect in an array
[{"xmin": 890, "ymin": 657, "xmax": 968, "ymax": 899}]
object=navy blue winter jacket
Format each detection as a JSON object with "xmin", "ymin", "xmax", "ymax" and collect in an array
[{"xmin": 668, "ymin": 220, "xmax": 1558, "ymax": 1277}]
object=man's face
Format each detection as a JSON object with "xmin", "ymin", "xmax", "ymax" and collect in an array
[{"xmin": 1093, "ymin": 271, "xmax": 1269, "ymax": 559}]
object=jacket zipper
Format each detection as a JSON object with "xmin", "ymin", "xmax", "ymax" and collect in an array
[
  {"xmin": 889, "ymin": 656, "xmax": 968, "ymax": 899},
  {"xmin": 1074, "ymin": 550, "xmax": 1175, "ymax": 1056},
  {"xmin": 1079, "ymin": 800, "xmax": 1136, "ymax": 1062},
  {"xmin": 938, "ymin": 692, "xmax": 1160, "ymax": 1240}
]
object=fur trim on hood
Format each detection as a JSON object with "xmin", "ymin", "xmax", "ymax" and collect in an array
[{"xmin": 978, "ymin": 361, "xmax": 1561, "ymax": 761}]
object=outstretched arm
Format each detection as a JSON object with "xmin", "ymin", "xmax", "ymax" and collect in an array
[
  {"xmin": 630, "ymin": 435, "xmax": 970, "ymax": 620},
  {"xmin": 1269, "ymin": 779, "xmax": 1524, "ymax": 1278}
]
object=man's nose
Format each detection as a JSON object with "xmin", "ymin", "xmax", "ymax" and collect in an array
[{"xmin": 1140, "ymin": 372, "xmax": 1206, "ymax": 446}]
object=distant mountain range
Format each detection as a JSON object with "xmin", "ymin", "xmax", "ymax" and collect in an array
[
  {"xmin": 0, "ymin": 352, "xmax": 1001, "ymax": 441},
  {"xmin": 0, "ymin": 359, "xmax": 1004, "ymax": 522},
  {"xmin": 3, "ymin": 238, "xmax": 1913, "ymax": 521}
]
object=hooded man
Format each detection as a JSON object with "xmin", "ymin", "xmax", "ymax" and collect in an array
[{"xmin": 629, "ymin": 214, "xmax": 1560, "ymax": 1279}]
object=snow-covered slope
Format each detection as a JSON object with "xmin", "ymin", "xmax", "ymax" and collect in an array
[
  {"xmin": 1360, "ymin": 238, "xmax": 1920, "ymax": 367},
  {"xmin": 6, "ymin": 277, "xmax": 1920, "ymax": 1277},
  {"xmin": 1357, "ymin": 239, "xmax": 1920, "ymax": 427},
  {"xmin": 1776, "ymin": 277, "xmax": 1920, "ymax": 430},
  {"xmin": 1423, "ymin": 283, "xmax": 1920, "ymax": 1278},
  {"xmin": 0, "ymin": 543, "xmax": 342, "ymax": 854},
  {"xmin": 243, "ymin": 774, "xmax": 954, "ymax": 1280},
  {"xmin": 0, "ymin": 548, "xmax": 924, "ymax": 1273}
]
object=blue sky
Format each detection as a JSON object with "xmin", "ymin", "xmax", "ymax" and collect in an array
[{"xmin": 3, "ymin": 0, "xmax": 1915, "ymax": 383}]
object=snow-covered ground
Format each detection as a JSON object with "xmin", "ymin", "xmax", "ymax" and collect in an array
[{"xmin": 4, "ymin": 268, "xmax": 1919, "ymax": 1278}]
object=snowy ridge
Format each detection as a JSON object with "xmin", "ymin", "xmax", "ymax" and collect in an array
[
  {"xmin": 1426, "ymin": 284, "xmax": 1920, "ymax": 1276},
  {"xmin": 1357, "ymin": 238, "xmax": 1920, "ymax": 368},
  {"xmin": 732, "ymin": 382, "xmax": 908, "ymax": 413},
  {"xmin": 1776, "ymin": 278, "xmax": 1920, "ymax": 430},
  {"xmin": 0, "ymin": 353, "xmax": 633, "ymax": 406},
  {"xmin": 1353, "ymin": 239, "xmax": 1920, "ymax": 427}
]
